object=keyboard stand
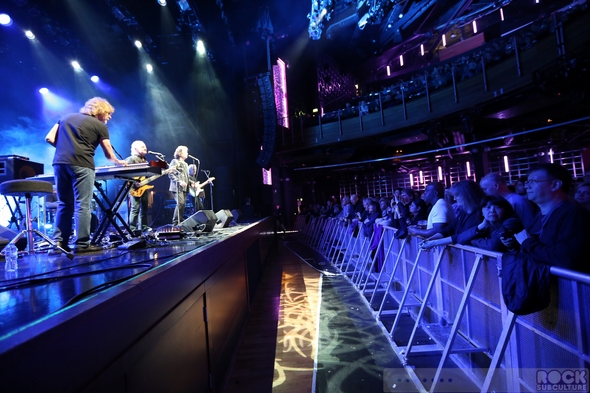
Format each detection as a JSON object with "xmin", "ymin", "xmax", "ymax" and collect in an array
[{"xmin": 92, "ymin": 180, "xmax": 134, "ymax": 244}]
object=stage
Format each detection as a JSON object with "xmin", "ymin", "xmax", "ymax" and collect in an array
[{"xmin": 0, "ymin": 218, "xmax": 275, "ymax": 392}]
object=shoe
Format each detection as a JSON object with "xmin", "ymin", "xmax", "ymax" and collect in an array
[
  {"xmin": 49, "ymin": 242, "xmax": 71, "ymax": 255},
  {"xmin": 73, "ymin": 244, "xmax": 104, "ymax": 254}
]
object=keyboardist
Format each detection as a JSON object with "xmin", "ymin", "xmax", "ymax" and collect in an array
[{"xmin": 45, "ymin": 97, "xmax": 127, "ymax": 254}]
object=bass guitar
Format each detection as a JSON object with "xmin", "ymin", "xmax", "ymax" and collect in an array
[
  {"xmin": 189, "ymin": 177, "xmax": 216, "ymax": 198},
  {"xmin": 129, "ymin": 165, "xmax": 177, "ymax": 198}
]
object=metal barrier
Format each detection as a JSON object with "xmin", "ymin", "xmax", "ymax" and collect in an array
[{"xmin": 294, "ymin": 214, "xmax": 590, "ymax": 393}]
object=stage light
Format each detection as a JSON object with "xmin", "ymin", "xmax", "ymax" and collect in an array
[
  {"xmin": 39, "ymin": 88, "xmax": 49, "ymax": 95},
  {"xmin": 548, "ymin": 148, "xmax": 554, "ymax": 163},
  {"xmin": 386, "ymin": 65, "xmax": 390, "ymax": 76},
  {"xmin": 0, "ymin": 13, "xmax": 12, "ymax": 26},
  {"xmin": 442, "ymin": 34, "xmax": 446, "ymax": 47},
  {"xmin": 438, "ymin": 166, "xmax": 443, "ymax": 181},
  {"xmin": 420, "ymin": 44, "xmax": 424, "ymax": 56},
  {"xmin": 158, "ymin": 0, "xmax": 167, "ymax": 5},
  {"xmin": 500, "ymin": 8, "xmax": 505, "ymax": 21},
  {"xmin": 409, "ymin": 173, "xmax": 414, "ymax": 187},
  {"xmin": 399, "ymin": 55, "xmax": 404, "ymax": 66},
  {"xmin": 134, "ymin": 40, "xmax": 142, "ymax": 48},
  {"xmin": 25, "ymin": 30, "xmax": 35, "ymax": 39},
  {"xmin": 466, "ymin": 162, "xmax": 471, "ymax": 178},
  {"xmin": 90, "ymin": 75, "xmax": 99, "ymax": 82},
  {"xmin": 196, "ymin": 39, "xmax": 205, "ymax": 55},
  {"xmin": 503, "ymin": 156, "xmax": 509, "ymax": 172},
  {"xmin": 71, "ymin": 61, "xmax": 81, "ymax": 70},
  {"xmin": 472, "ymin": 20, "xmax": 478, "ymax": 34},
  {"xmin": 146, "ymin": 64, "xmax": 153, "ymax": 73}
]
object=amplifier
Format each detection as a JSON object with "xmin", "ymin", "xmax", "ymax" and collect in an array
[{"xmin": 0, "ymin": 155, "xmax": 44, "ymax": 183}]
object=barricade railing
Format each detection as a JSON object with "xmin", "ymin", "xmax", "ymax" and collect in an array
[{"xmin": 294, "ymin": 215, "xmax": 590, "ymax": 393}]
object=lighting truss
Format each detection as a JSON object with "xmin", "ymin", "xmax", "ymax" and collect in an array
[{"xmin": 307, "ymin": 0, "xmax": 334, "ymax": 40}]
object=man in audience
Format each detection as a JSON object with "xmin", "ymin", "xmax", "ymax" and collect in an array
[
  {"xmin": 480, "ymin": 173, "xmax": 540, "ymax": 233},
  {"xmin": 408, "ymin": 181, "xmax": 455, "ymax": 238},
  {"xmin": 350, "ymin": 194, "xmax": 364, "ymax": 216},
  {"xmin": 508, "ymin": 163, "xmax": 590, "ymax": 273}
]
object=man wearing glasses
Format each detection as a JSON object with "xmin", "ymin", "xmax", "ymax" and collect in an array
[{"xmin": 506, "ymin": 163, "xmax": 590, "ymax": 273}]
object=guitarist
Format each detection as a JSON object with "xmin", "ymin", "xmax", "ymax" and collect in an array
[
  {"xmin": 126, "ymin": 140, "xmax": 149, "ymax": 234},
  {"xmin": 168, "ymin": 145, "xmax": 190, "ymax": 226},
  {"xmin": 188, "ymin": 164, "xmax": 205, "ymax": 211}
]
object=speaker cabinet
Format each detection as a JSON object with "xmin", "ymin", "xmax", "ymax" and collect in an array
[
  {"xmin": 0, "ymin": 155, "xmax": 44, "ymax": 182},
  {"xmin": 214, "ymin": 209, "xmax": 234, "ymax": 229},
  {"xmin": 180, "ymin": 210, "xmax": 217, "ymax": 232}
]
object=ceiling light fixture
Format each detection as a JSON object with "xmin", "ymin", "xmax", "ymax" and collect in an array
[
  {"xmin": 158, "ymin": 0, "xmax": 167, "ymax": 5},
  {"xmin": 25, "ymin": 30, "xmax": 35, "ymax": 39},
  {"xmin": 0, "ymin": 13, "xmax": 12, "ymax": 26}
]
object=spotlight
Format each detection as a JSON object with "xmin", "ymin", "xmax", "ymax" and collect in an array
[
  {"xmin": 158, "ymin": 0, "xmax": 167, "ymax": 5},
  {"xmin": 25, "ymin": 30, "xmax": 35, "ymax": 39},
  {"xmin": 196, "ymin": 39, "xmax": 205, "ymax": 55},
  {"xmin": 39, "ymin": 88, "xmax": 49, "ymax": 95},
  {"xmin": 146, "ymin": 64, "xmax": 153, "ymax": 73},
  {"xmin": 71, "ymin": 61, "xmax": 81, "ymax": 70},
  {"xmin": 90, "ymin": 75, "xmax": 99, "ymax": 82},
  {"xmin": 0, "ymin": 13, "xmax": 12, "ymax": 26},
  {"xmin": 134, "ymin": 40, "xmax": 142, "ymax": 48}
]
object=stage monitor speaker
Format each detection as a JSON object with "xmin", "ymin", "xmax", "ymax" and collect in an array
[
  {"xmin": 180, "ymin": 210, "xmax": 217, "ymax": 232},
  {"xmin": 230, "ymin": 209, "xmax": 241, "ymax": 223},
  {"xmin": 215, "ymin": 209, "xmax": 234, "ymax": 229},
  {"xmin": 0, "ymin": 155, "xmax": 44, "ymax": 183}
]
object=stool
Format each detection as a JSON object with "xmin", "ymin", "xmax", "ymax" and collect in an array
[{"xmin": 0, "ymin": 180, "xmax": 73, "ymax": 259}]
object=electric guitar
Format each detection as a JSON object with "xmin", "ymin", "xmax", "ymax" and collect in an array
[
  {"xmin": 189, "ymin": 177, "xmax": 215, "ymax": 198},
  {"xmin": 129, "ymin": 165, "xmax": 177, "ymax": 198}
]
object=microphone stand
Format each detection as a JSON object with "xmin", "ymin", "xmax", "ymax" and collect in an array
[{"xmin": 202, "ymin": 169, "xmax": 214, "ymax": 211}]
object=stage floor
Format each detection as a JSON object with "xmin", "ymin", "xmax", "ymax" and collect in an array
[{"xmin": 0, "ymin": 225, "xmax": 247, "ymax": 339}]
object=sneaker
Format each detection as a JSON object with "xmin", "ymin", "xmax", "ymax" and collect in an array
[
  {"xmin": 73, "ymin": 244, "xmax": 104, "ymax": 254},
  {"xmin": 49, "ymin": 242, "xmax": 71, "ymax": 255}
]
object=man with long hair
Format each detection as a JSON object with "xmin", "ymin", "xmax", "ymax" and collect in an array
[{"xmin": 45, "ymin": 97, "xmax": 127, "ymax": 253}]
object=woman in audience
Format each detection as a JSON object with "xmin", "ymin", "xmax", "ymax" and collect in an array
[
  {"xmin": 362, "ymin": 200, "xmax": 380, "ymax": 238},
  {"xmin": 394, "ymin": 198, "xmax": 428, "ymax": 239},
  {"xmin": 574, "ymin": 182, "xmax": 590, "ymax": 210},
  {"xmin": 421, "ymin": 195, "xmax": 516, "ymax": 252},
  {"xmin": 419, "ymin": 180, "xmax": 485, "ymax": 248},
  {"xmin": 375, "ymin": 197, "xmax": 392, "ymax": 226},
  {"xmin": 457, "ymin": 195, "xmax": 517, "ymax": 251}
]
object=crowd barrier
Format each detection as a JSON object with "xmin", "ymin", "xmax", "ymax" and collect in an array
[{"xmin": 293, "ymin": 214, "xmax": 590, "ymax": 393}]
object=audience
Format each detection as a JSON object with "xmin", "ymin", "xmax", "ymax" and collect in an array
[
  {"xmin": 480, "ymin": 173, "xmax": 540, "ymax": 233},
  {"xmin": 419, "ymin": 180, "xmax": 485, "ymax": 249},
  {"xmin": 504, "ymin": 163, "xmax": 590, "ymax": 273},
  {"xmin": 574, "ymin": 182, "xmax": 590, "ymax": 210},
  {"xmin": 408, "ymin": 182, "xmax": 456, "ymax": 238},
  {"xmin": 456, "ymin": 195, "xmax": 517, "ymax": 252}
]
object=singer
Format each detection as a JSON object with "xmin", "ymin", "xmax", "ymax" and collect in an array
[
  {"xmin": 45, "ymin": 97, "xmax": 127, "ymax": 254},
  {"xmin": 168, "ymin": 145, "xmax": 190, "ymax": 226}
]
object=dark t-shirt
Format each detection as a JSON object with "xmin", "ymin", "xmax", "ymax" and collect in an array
[{"xmin": 52, "ymin": 113, "xmax": 110, "ymax": 169}]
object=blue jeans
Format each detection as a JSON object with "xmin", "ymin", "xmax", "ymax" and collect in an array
[{"xmin": 53, "ymin": 164, "xmax": 95, "ymax": 247}]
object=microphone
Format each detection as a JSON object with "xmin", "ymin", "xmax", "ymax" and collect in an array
[
  {"xmin": 148, "ymin": 150, "xmax": 165, "ymax": 157},
  {"xmin": 188, "ymin": 154, "xmax": 200, "ymax": 162}
]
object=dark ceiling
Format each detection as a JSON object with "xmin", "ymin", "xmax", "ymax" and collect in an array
[{"xmin": 2, "ymin": 0, "xmax": 577, "ymax": 81}]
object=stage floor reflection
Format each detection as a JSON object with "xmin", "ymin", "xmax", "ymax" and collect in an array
[{"xmin": 0, "ymin": 226, "xmax": 246, "ymax": 339}]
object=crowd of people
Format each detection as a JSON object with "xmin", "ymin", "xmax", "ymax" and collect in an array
[
  {"xmin": 302, "ymin": 163, "xmax": 590, "ymax": 274},
  {"xmin": 315, "ymin": 2, "xmax": 587, "ymax": 123}
]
